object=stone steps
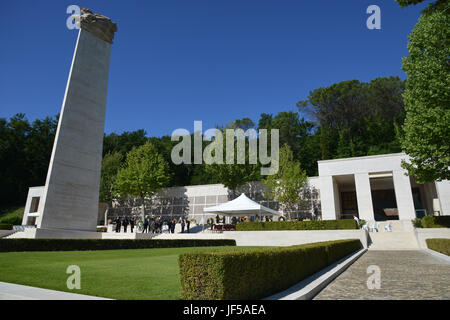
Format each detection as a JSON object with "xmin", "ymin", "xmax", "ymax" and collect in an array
[
  {"xmin": 364, "ymin": 220, "xmax": 410, "ymax": 232},
  {"xmin": 6, "ymin": 228, "xmax": 36, "ymax": 239},
  {"xmin": 368, "ymin": 231, "xmax": 419, "ymax": 250}
]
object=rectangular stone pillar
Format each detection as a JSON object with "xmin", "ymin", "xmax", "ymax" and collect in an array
[
  {"xmin": 392, "ymin": 170, "xmax": 416, "ymax": 220},
  {"xmin": 37, "ymin": 9, "xmax": 116, "ymax": 232},
  {"xmin": 354, "ymin": 173, "xmax": 374, "ymax": 221},
  {"xmin": 435, "ymin": 180, "xmax": 450, "ymax": 216},
  {"xmin": 319, "ymin": 176, "xmax": 338, "ymax": 220}
]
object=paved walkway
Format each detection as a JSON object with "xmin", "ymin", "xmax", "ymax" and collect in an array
[
  {"xmin": 0, "ymin": 282, "xmax": 110, "ymax": 300},
  {"xmin": 314, "ymin": 250, "xmax": 450, "ymax": 300}
]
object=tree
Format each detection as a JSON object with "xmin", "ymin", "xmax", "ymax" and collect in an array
[
  {"xmin": 400, "ymin": 10, "xmax": 450, "ymax": 182},
  {"xmin": 298, "ymin": 77, "xmax": 405, "ymax": 161},
  {"xmin": 99, "ymin": 152, "xmax": 123, "ymax": 204},
  {"xmin": 0, "ymin": 113, "xmax": 57, "ymax": 205},
  {"xmin": 114, "ymin": 142, "xmax": 172, "ymax": 217},
  {"xmin": 263, "ymin": 144, "xmax": 307, "ymax": 220},
  {"xmin": 102, "ymin": 129, "xmax": 148, "ymax": 157},
  {"xmin": 395, "ymin": 0, "xmax": 448, "ymax": 14},
  {"xmin": 99, "ymin": 152, "xmax": 122, "ymax": 224},
  {"xmin": 205, "ymin": 128, "xmax": 261, "ymax": 195}
]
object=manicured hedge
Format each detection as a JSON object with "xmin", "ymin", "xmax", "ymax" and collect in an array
[
  {"xmin": 179, "ymin": 239, "xmax": 362, "ymax": 300},
  {"xmin": 0, "ymin": 224, "xmax": 13, "ymax": 230},
  {"xmin": 426, "ymin": 238, "xmax": 450, "ymax": 256},
  {"xmin": 421, "ymin": 216, "xmax": 450, "ymax": 228},
  {"xmin": 0, "ymin": 239, "xmax": 236, "ymax": 252},
  {"xmin": 236, "ymin": 219, "xmax": 358, "ymax": 231}
]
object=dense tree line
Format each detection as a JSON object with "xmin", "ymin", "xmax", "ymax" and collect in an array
[
  {"xmin": 0, "ymin": 76, "xmax": 406, "ymax": 206},
  {"xmin": 0, "ymin": 114, "xmax": 58, "ymax": 206}
]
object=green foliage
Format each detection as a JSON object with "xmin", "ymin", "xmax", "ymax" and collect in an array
[
  {"xmin": 400, "ymin": 10, "xmax": 450, "ymax": 182},
  {"xmin": 102, "ymin": 129, "xmax": 148, "ymax": 158},
  {"xmin": 179, "ymin": 239, "xmax": 361, "ymax": 300},
  {"xmin": 204, "ymin": 127, "xmax": 261, "ymax": 192},
  {"xmin": 236, "ymin": 219, "xmax": 358, "ymax": 231},
  {"xmin": 0, "ymin": 114, "xmax": 57, "ymax": 205},
  {"xmin": 0, "ymin": 239, "xmax": 236, "ymax": 252},
  {"xmin": 0, "ymin": 206, "xmax": 24, "ymax": 225},
  {"xmin": 395, "ymin": 0, "xmax": 448, "ymax": 15},
  {"xmin": 412, "ymin": 218, "xmax": 423, "ymax": 228},
  {"xmin": 357, "ymin": 219, "xmax": 367, "ymax": 229},
  {"xmin": 263, "ymin": 144, "xmax": 307, "ymax": 217},
  {"xmin": 0, "ymin": 223, "xmax": 13, "ymax": 230},
  {"xmin": 426, "ymin": 238, "xmax": 450, "ymax": 256},
  {"xmin": 299, "ymin": 77, "xmax": 405, "ymax": 161},
  {"xmin": 99, "ymin": 152, "xmax": 123, "ymax": 204},
  {"xmin": 115, "ymin": 142, "xmax": 172, "ymax": 200},
  {"xmin": 421, "ymin": 216, "xmax": 450, "ymax": 228},
  {"xmin": 4, "ymin": 72, "xmax": 409, "ymax": 206}
]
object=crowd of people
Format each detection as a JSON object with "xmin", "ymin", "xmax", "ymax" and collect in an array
[
  {"xmin": 113, "ymin": 216, "xmax": 136, "ymax": 233},
  {"xmin": 111, "ymin": 216, "xmax": 191, "ymax": 234}
]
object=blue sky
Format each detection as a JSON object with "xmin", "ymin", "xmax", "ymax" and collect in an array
[{"xmin": 0, "ymin": 0, "xmax": 426, "ymax": 137}]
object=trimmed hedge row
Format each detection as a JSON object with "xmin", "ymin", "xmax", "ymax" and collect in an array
[
  {"xmin": 0, "ymin": 224, "xmax": 13, "ymax": 230},
  {"xmin": 236, "ymin": 219, "xmax": 358, "ymax": 231},
  {"xmin": 426, "ymin": 238, "xmax": 450, "ymax": 256},
  {"xmin": 179, "ymin": 239, "xmax": 362, "ymax": 300},
  {"xmin": 0, "ymin": 239, "xmax": 236, "ymax": 252},
  {"xmin": 421, "ymin": 216, "xmax": 450, "ymax": 228}
]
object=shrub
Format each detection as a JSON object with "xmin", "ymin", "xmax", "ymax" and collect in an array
[
  {"xmin": 179, "ymin": 239, "xmax": 362, "ymax": 300},
  {"xmin": 426, "ymin": 238, "xmax": 450, "ymax": 256},
  {"xmin": 0, "ymin": 216, "xmax": 22, "ymax": 225},
  {"xmin": 412, "ymin": 218, "xmax": 423, "ymax": 228},
  {"xmin": 236, "ymin": 219, "xmax": 358, "ymax": 231},
  {"xmin": 0, "ymin": 239, "xmax": 236, "ymax": 252},
  {"xmin": 96, "ymin": 227, "xmax": 108, "ymax": 232},
  {"xmin": 422, "ymin": 216, "xmax": 450, "ymax": 228},
  {"xmin": 358, "ymin": 219, "xmax": 367, "ymax": 229},
  {"xmin": 0, "ymin": 223, "xmax": 13, "ymax": 230}
]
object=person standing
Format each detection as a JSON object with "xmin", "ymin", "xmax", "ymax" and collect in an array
[
  {"xmin": 150, "ymin": 218, "xmax": 155, "ymax": 234},
  {"xmin": 115, "ymin": 216, "xmax": 121, "ymax": 233},
  {"xmin": 186, "ymin": 219, "xmax": 190, "ymax": 233},
  {"xmin": 181, "ymin": 219, "xmax": 186, "ymax": 233},
  {"xmin": 143, "ymin": 217, "xmax": 149, "ymax": 233},
  {"xmin": 216, "ymin": 214, "xmax": 220, "ymax": 224},
  {"xmin": 171, "ymin": 219, "xmax": 176, "ymax": 233},
  {"xmin": 130, "ymin": 217, "xmax": 135, "ymax": 233},
  {"xmin": 123, "ymin": 216, "xmax": 129, "ymax": 233}
]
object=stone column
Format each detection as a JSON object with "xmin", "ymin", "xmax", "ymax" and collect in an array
[
  {"xmin": 435, "ymin": 180, "xmax": 450, "ymax": 216},
  {"xmin": 319, "ymin": 176, "xmax": 338, "ymax": 220},
  {"xmin": 354, "ymin": 173, "xmax": 375, "ymax": 221},
  {"xmin": 392, "ymin": 170, "xmax": 416, "ymax": 220},
  {"xmin": 37, "ymin": 9, "xmax": 117, "ymax": 232}
]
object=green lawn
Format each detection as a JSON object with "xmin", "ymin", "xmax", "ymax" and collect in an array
[{"xmin": 0, "ymin": 246, "xmax": 261, "ymax": 299}]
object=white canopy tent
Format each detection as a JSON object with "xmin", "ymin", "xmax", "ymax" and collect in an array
[{"xmin": 202, "ymin": 193, "xmax": 280, "ymax": 224}]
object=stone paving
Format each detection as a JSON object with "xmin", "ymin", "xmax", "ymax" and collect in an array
[
  {"xmin": 314, "ymin": 250, "xmax": 450, "ymax": 300},
  {"xmin": 0, "ymin": 281, "xmax": 110, "ymax": 300}
]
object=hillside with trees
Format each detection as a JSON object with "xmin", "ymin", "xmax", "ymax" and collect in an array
[{"xmin": 0, "ymin": 76, "xmax": 407, "ymax": 208}]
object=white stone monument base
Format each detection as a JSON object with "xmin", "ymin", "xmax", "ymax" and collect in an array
[{"xmin": 34, "ymin": 228, "xmax": 102, "ymax": 239}]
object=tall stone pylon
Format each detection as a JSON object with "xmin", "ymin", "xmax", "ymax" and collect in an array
[{"xmin": 36, "ymin": 9, "xmax": 117, "ymax": 234}]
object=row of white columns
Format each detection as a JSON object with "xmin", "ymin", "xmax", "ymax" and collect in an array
[{"xmin": 320, "ymin": 170, "xmax": 417, "ymax": 221}]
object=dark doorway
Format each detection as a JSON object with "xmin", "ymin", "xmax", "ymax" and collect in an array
[
  {"xmin": 341, "ymin": 191, "xmax": 358, "ymax": 219},
  {"xmin": 371, "ymin": 189, "xmax": 398, "ymax": 221}
]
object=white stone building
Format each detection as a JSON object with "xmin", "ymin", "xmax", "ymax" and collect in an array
[{"xmin": 22, "ymin": 152, "xmax": 450, "ymax": 227}]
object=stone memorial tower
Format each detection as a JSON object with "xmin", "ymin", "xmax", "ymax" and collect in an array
[{"xmin": 36, "ymin": 9, "xmax": 117, "ymax": 237}]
